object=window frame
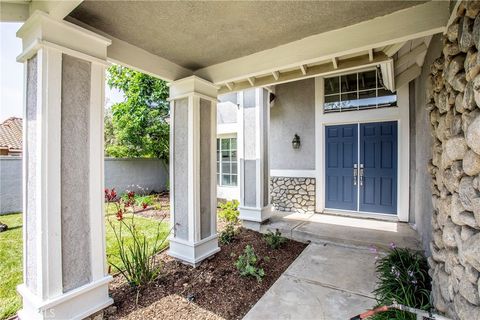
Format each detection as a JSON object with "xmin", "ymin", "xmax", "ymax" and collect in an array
[
  {"xmin": 323, "ymin": 67, "xmax": 397, "ymax": 113},
  {"xmin": 216, "ymin": 135, "xmax": 238, "ymax": 187}
]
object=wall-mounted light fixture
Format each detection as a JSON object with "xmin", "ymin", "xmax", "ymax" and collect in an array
[{"xmin": 292, "ymin": 134, "xmax": 301, "ymax": 149}]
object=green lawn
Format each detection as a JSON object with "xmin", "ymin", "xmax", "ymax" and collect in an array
[
  {"xmin": 0, "ymin": 206, "xmax": 169, "ymax": 320},
  {"xmin": 0, "ymin": 213, "xmax": 23, "ymax": 320}
]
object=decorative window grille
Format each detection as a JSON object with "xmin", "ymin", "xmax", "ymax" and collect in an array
[
  {"xmin": 216, "ymin": 137, "xmax": 238, "ymax": 186},
  {"xmin": 324, "ymin": 68, "xmax": 397, "ymax": 113}
]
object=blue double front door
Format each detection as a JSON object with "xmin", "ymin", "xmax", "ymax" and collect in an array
[{"xmin": 325, "ymin": 121, "xmax": 397, "ymax": 214}]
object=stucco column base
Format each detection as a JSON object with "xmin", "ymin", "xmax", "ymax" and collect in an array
[
  {"xmin": 17, "ymin": 276, "xmax": 113, "ymax": 320},
  {"xmin": 239, "ymin": 205, "xmax": 273, "ymax": 231},
  {"xmin": 168, "ymin": 234, "xmax": 220, "ymax": 267}
]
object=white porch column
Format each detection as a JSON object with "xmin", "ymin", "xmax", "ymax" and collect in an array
[
  {"xmin": 16, "ymin": 12, "xmax": 113, "ymax": 320},
  {"xmin": 238, "ymin": 88, "xmax": 272, "ymax": 230},
  {"xmin": 168, "ymin": 76, "xmax": 220, "ymax": 266}
]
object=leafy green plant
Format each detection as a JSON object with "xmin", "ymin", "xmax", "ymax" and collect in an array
[
  {"xmin": 219, "ymin": 223, "xmax": 236, "ymax": 245},
  {"xmin": 234, "ymin": 245, "xmax": 265, "ymax": 282},
  {"xmin": 371, "ymin": 244, "xmax": 431, "ymax": 320},
  {"xmin": 219, "ymin": 200, "xmax": 240, "ymax": 223},
  {"xmin": 135, "ymin": 195, "xmax": 154, "ymax": 207},
  {"xmin": 264, "ymin": 229, "xmax": 287, "ymax": 249},
  {"xmin": 106, "ymin": 188, "xmax": 169, "ymax": 288},
  {"xmin": 121, "ymin": 193, "xmax": 154, "ymax": 207}
]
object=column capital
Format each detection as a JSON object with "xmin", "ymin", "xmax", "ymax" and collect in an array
[
  {"xmin": 169, "ymin": 76, "xmax": 218, "ymax": 101},
  {"xmin": 16, "ymin": 10, "xmax": 111, "ymax": 63}
]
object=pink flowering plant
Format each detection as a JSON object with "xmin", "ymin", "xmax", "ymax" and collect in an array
[
  {"xmin": 105, "ymin": 188, "xmax": 169, "ymax": 288},
  {"xmin": 370, "ymin": 243, "xmax": 431, "ymax": 320}
]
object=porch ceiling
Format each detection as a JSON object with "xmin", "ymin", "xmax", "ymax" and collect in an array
[{"xmin": 69, "ymin": 1, "xmax": 425, "ymax": 70}]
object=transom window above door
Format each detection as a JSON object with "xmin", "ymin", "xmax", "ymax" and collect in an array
[{"xmin": 323, "ymin": 69, "xmax": 397, "ymax": 113}]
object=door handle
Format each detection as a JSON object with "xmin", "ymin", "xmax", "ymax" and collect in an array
[
  {"xmin": 353, "ymin": 164, "xmax": 358, "ymax": 186},
  {"xmin": 359, "ymin": 164, "xmax": 364, "ymax": 186}
]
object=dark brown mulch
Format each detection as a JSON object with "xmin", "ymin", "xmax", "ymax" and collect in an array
[{"xmin": 107, "ymin": 228, "xmax": 307, "ymax": 320}]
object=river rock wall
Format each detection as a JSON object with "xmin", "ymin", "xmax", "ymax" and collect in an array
[
  {"xmin": 427, "ymin": 2, "xmax": 480, "ymax": 319},
  {"xmin": 270, "ymin": 177, "xmax": 315, "ymax": 213}
]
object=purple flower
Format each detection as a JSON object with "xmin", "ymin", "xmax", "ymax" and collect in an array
[
  {"xmin": 407, "ymin": 270, "xmax": 414, "ymax": 277},
  {"xmin": 391, "ymin": 266, "xmax": 400, "ymax": 279},
  {"xmin": 369, "ymin": 245, "xmax": 378, "ymax": 254},
  {"xmin": 389, "ymin": 242, "xmax": 396, "ymax": 249}
]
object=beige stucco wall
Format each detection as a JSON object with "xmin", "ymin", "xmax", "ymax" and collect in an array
[{"xmin": 270, "ymin": 78, "xmax": 315, "ymax": 170}]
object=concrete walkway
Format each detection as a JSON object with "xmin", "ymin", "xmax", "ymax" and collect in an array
[
  {"xmin": 243, "ymin": 212, "xmax": 422, "ymax": 320},
  {"xmin": 244, "ymin": 243, "xmax": 378, "ymax": 320},
  {"xmin": 259, "ymin": 211, "xmax": 421, "ymax": 251}
]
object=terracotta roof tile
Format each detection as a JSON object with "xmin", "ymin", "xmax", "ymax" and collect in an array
[{"xmin": 0, "ymin": 117, "xmax": 22, "ymax": 151}]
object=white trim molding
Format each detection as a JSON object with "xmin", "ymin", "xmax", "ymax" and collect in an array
[
  {"xmin": 314, "ymin": 76, "xmax": 410, "ymax": 222},
  {"xmin": 16, "ymin": 11, "xmax": 111, "ymax": 63},
  {"xmin": 238, "ymin": 205, "xmax": 273, "ymax": 223},
  {"xmin": 168, "ymin": 235, "xmax": 221, "ymax": 267},
  {"xmin": 270, "ymin": 169, "xmax": 316, "ymax": 178},
  {"xmin": 169, "ymin": 75, "xmax": 218, "ymax": 100},
  {"xmin": 218, "ymin": 53, "xmax": 391, "ymax": 94},
  {"xmin": 17, "ymin": 276, "xmax": 113, "ymax": 320}
]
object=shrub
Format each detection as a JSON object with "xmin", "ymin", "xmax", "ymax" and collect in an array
[
  {"xmin": 219, "ymin": 200, "xmax": 240, "ymax": 223},
  {"xmin": 372, "ymin": 244, "xmax": 431, "ymax": 320},
  {"xmin": 135, "ymin": 195, "xmax": 154, "ymax": 207},
  {"xmin": 263, "ymin": 229, "xmax": 287, "ymax": 249},
  {"xmin": 121, "ymin": 193, "xmax": 154, "ymax": 208},
  {"xmin": 105, "ymin": 188, "xmax": 168, "ymax": 288},
  {"xmin": 219, "ymin": 223, "xmax": 236, "ymax": 245},
  {"xmin": 234, "ymin": 245, "xmax": 265, "ymax": 282}
]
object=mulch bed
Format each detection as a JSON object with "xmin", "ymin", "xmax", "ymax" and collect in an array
[{"xmin": 106, "ymin": 228, "xmax": 307, "ymax": 320}]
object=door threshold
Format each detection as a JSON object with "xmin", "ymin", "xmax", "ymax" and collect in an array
[{"xmin": 321, "ymin": 209, "xmax": 399, "ymax": 222}]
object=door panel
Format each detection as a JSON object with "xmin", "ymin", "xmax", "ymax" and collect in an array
[
  {"xmin": 325, "ymin": 124, "xmax": 358, "ymax": 211},
  {"xmin": 359, "ymin": 121, "xmax": 397, "ymax": 214}
]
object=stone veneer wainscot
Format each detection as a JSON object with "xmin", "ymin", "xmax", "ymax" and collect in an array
[{"xmin": 270, "ymin": 177, "xmax": 315, "ymax": 213}]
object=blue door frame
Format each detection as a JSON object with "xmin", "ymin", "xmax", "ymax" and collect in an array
[{"xmin": 325, "ymin": 121, "xmax": 398, "ymax": 215}]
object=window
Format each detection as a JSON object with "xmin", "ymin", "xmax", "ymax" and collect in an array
[
  {"xmin": 217, "ymin": 137, "xmax": 237, "ymax": 186},
  {"xmin": 323, "ymin": 68, "xmax": 397, "ymax": 113}
]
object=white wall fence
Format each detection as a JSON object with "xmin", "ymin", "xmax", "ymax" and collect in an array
[{"xmin": 0, "ymin": 157, "xmax": 169, "ymax": 214}]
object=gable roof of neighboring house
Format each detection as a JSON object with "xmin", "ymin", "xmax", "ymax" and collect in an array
[{"xmin": 0, "ymin": 117, "xmax": 22, "ymax": 152}]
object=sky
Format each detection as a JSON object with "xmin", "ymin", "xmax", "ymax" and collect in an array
[{"xmin": 0, "ymin": 22, "xmax": 124, "ymax": 123}]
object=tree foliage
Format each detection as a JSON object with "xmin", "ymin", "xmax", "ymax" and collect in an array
[{"xmin": 105, "ymin": 65, "xmax": 170, "ymax": 161}]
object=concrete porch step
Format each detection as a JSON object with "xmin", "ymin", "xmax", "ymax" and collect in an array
[{"xmin": 259, "ymin": 211, "xmax": 422, "ymax": 251}]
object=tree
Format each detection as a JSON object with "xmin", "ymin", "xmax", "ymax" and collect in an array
[
  {"xmin": 104, "ymin": 105, "xmax": 116, "ymax": 148},
  {"xmin": 105, "ymin": 65, "xmax": 170, "ymax": 161}
]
